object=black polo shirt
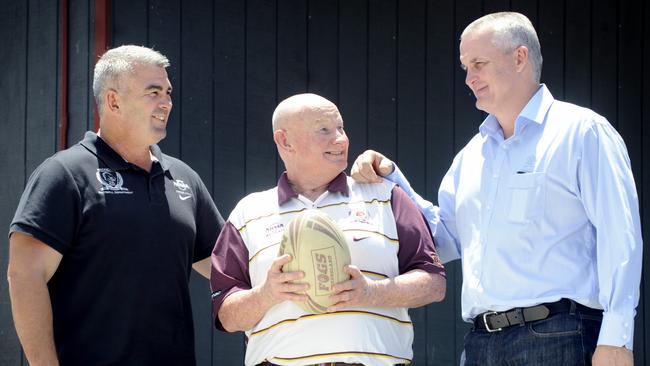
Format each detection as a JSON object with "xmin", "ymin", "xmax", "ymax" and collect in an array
[{"xmin": 10, "ymin": 131, "xmax": 224, "ymax": 365}]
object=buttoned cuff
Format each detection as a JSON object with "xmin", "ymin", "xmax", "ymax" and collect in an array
[{"xmin": 597, "ymin": 312, "xmax": 635, "ymax": 350}]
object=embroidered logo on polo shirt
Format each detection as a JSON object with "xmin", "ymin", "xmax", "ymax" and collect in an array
[
  {"xmin": 173, "ymin": 179, "xmax": 193, "ymax": 201},
  {"xmin": 96, "ymin": 169, "xmax": 133, "ymax": 194},
  {"xmin": 265, "ymin": 222, "xmax": 284, "ymax": 237}
]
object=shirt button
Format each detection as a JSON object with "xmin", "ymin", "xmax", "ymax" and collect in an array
[
  {"xmin": 624, "ymin": 323, "xmax": 629, "ymax": 328},
  {"xmin": 473, "ymin": 270, "xmax": 479, "ymax": 276},
  {"xmin": 622, "ymin": 334, "xmax": 628, "ymax": 340}
]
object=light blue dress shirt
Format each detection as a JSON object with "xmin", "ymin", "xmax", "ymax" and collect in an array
[{"xmin": 386, "ymin": 85, "xmax": 642, "ymax": 349}]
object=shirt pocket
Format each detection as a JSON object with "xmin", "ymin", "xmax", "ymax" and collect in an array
[{"xmin": 506, "ymin": 172, "xmax": 546, "ymax": 224}]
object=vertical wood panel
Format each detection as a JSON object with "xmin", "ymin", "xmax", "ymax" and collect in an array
[
  {"xmin": 454, "ymin": 0, "xmax": 482, "ymax": 154},
  {"xmin": 245, "ymin": 0, "xmax": 277, "ymax": 193},
  {"xmin": 367, "ymin": 0, "xmax": 397, "ymax": 159},
  {"xmin": 148, "ymin": 0, "xmax": 181, "ymax": 158},
  {"xmin": 591, "ymin": 0, "xmax": 617, "ymax": 126},
  {"xmin": 425, "ymin": 0, "xmax": 459, "ymax": 363},
  {"xmin": 510, "ymin": 0, "xmax": 538, "ymax": 26},
  {"xmin": 564, "ymin": 0, "xmax": 591, "ymax": 108},
  {"xmin": 111, "ymin": 0, "xmax": 147, "ymax": 46},
  {"xmin": 482, "ymin": 0, "xmax": 510, "ymax": 14},
  {"xmin": 67, "ymin": 0, "xmax": 91, "ymax": 144},
  {"xmin": 26, "ymin": 0, "xmax": 59, "ymax": 173},
  {"xmin": 452, "ymin": 2, "xmax": 482, "ymax": 362},
  {"xmin": 212, "ymin": 0, "xmax": 247, "ymax": 362},
  {"xmin": 338, "ymin": 0, "xmax": 368, "ymax": 163},
  {"xmin": 397, "ymin": 1, "xmax": 427, "ymax": 362},
  {"xmin": 0, "ymin": 1, "xmax": 28, "ymax": 364},
  {"xmin": 277, "ymin": 0, "xmax": 308, "ymax": 101},
  {"xmin": 538, "ymin": 0, "xmax": 564, "ymax": 97},
  {"xmin": 181, "ymin": 1, "xmax": 214, "ymax": 364},
  {"xmin": 307, "ymin": 0, "xmax": 338, "ymax": 100},
  {"xmin": 276, "ymin": 0, "xmax": 307, "ymax": 178}
]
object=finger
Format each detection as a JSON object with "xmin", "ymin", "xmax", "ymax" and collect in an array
[
  {"xmin": 377, "ymin": 159, "xmax": 395, "ymax": 177},
  {"xmin": 280, "ymin": 282, "xmax": 309, "ymax": 293},
  {"xmin": 329, "ymin": 290, "xmax": 352, "ymax": 304},
  {"xmin": 332, "ymin": 278, "xmax": 356, "ymax": 293},
  {"xmin": 274, "ymin": 270, "xmax": 305, "ymax": 283},
  {"xmin": 271, "ymin": 254, "xmax": 293, "ymax": 272},
  {"xmin": 344, "ymin": 265, "xmax": 362, "ymax": 277}
]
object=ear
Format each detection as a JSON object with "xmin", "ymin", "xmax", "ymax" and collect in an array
[
  {"xmin": 273, "ymin": 129, "xmax": 293, "ymax": 152},
  {"xmin": 514, "ymin": 45, "xmax": 529, "ymax": 72},
  {"xmin": 105, "ymin": 89, "xmax": 120, "ymax": 113}
]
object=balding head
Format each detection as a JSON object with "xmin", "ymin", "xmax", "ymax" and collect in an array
[
  {"xmin": 272, "ymin": 93, "xmax": 339, "ymax": 131},
  {"xmin": 272, "ymin": 93, "xmax": 349, "ymax": 193}
]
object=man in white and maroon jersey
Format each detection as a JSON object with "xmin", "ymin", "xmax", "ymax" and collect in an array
[{"xmin": 210, "ymin": 93, "xmax": 446, "ymax": 366}]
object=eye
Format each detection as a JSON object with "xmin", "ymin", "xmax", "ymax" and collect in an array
[{"xmin": 473, "ymin": 61, "xmax": 487, "ymax": 71}]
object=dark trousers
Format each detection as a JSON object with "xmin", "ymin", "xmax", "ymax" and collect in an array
[{"xmin": 462, "ymin": 306, "xmax": 602, "ymax": 366}]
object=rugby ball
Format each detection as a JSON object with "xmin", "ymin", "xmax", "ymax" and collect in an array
[{"xmin": 279, "ymin": 209, "xmax": 351, "ymax": 313}]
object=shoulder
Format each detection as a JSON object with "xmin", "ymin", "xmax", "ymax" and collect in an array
[
  {"xmin": 228, "ymin": 187, "xmax": 280, "ymax": 228},
  {"xmin": 28, "ymin": 143, "xmax": 92, "ymax": 185},
  {"xmin": 347, "ymin": 176, "xmax": 394, "ymax": 201}
]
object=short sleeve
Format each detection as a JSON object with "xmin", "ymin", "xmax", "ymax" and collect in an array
[
  {"xmin": 210, "ymin": 221, "xmax": 252, "ymax": 331},
  {"xmin": 9, "ymin": 157, "xmax": 82, "ymax": 254},
  {"xmin": 391, "ymin": 186, "xmax": 445, "ymax": 276},
  {"xmin": 192, "ymin": 176, "xmax": 225, "ymax": 262}
]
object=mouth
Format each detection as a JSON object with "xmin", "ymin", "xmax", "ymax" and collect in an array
[
  {"xmin": 152, "ymin": 114, "xmax": 167, "ymax": 122},
  {"xmin": 474, "ymin": 85, "xmax": 488, "ymax": 96}
]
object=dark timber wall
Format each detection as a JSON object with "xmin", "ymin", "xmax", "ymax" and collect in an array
[{"xmin": 1, "ymin": 0, "xmax": 648, "ymax": 365}]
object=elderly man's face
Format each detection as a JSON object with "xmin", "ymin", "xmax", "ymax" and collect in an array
[{"xmin": 289, "ymin": 105, "xmax": 349, "ymax": 181}]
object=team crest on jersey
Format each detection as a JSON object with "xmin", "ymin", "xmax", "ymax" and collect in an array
[
  {"xmin": 173, "ymin": 179, "xmax": 193, "ymax": 201},
  {"xmin": 347, "ymin": 208, "xmax": 373, "ymax": 226},
  {"xmin": 96, "ymin": 169, "xmax": 132, "ymax": 194}
]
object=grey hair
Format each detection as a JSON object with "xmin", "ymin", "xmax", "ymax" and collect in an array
[
  {"xmin": 461, "ymin": 12, "xmax": 543, "ymax": 83},
  {"xmin": 93, "ymin": 45, "xmax": 170, "ymax": 115}
]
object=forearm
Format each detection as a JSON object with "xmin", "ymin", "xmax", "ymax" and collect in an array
[
  {"xmin": 8, "ymin": 272, "xmax": 59, "ymax": 366},
  {"xmin": 369, "ymin": 270, "xmax": 445, "ymax": 308},
  {"xmin": 218, "ymin": 286, "xmax": 277, "ymax": 332}
]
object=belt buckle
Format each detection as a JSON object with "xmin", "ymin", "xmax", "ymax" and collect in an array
[{"xmin": 482, "ymin": 311, "xmax": 502, "ymax": 332}]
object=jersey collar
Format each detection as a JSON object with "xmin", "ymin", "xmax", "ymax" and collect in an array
[
  {"xmin": 277, "ymin": 172, "xmax": 349, "ymax": 206},
  {"xmin": 79, "ymin": 131, "xmax": 170, "ymax": 172}
]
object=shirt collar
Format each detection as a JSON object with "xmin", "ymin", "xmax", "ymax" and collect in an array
[
  {"xmin": 479, "ymin": 84, "xmax": 555, "ymax": 138},
  {"xmin": 277, "ymin": 172, "xmax": 349, "ymax": 206},
  {"xmin": 79, "ymin": 131, "xmax": 170, "ymax": 171}
]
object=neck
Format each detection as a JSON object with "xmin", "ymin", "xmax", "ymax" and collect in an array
[
  {"xmin": 97, "ymin": 129, "xmax": 153, "ymax": 172},
  {"xmin": 286, "ymin": 175, "xmax": 330, "ymax": 201},
  {"xmin": 495, "ymin": 83, "xmax": 540, "ymax": 139}
]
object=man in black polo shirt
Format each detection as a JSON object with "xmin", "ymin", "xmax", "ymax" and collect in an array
[{"xmin": 7, "ymin": 45, "xmax": 224, "ymax": 365}]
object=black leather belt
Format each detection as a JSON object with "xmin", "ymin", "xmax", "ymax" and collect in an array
[{"xmin": 473, "ymin": 299, "xmax": 601, "ymax": 332}]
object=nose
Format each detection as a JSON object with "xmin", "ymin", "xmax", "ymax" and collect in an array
[
  {"xmin": 465, "ymin": 70, "xmax": 476, "ymax": 87},
  {"xmin": 334, "ymin": 129, "xmax": 348, "ymax": 145},
  {"xmin": 160, "ymin": 94, "xmax": 173, "ymax": 110}
]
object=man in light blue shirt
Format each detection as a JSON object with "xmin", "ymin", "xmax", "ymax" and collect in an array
[{"xmin": 352, "ymin": 12, "xmax": 641, "ymax": 366}]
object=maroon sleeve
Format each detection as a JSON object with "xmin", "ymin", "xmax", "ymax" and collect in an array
[
  {"xmin": 210, "ymin": 221, "xmax": 251, "ymax": 331},
  {"xmin": 391, "ymin": 186, "xmax": 446, "ymax": 277}
]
